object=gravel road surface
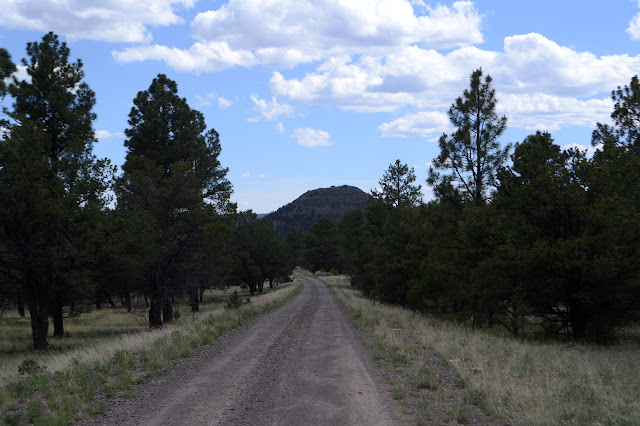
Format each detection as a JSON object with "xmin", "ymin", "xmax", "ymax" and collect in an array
[{"xmin": 79, "ymin": 272, "xmax": 398, "ymax": 425}]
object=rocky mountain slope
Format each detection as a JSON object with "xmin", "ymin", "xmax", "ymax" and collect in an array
[{"xmin": 263, "ymin": 185, "xmax": 369, "ymax": 236}]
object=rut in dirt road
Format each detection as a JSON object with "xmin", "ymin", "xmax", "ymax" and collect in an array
[{"xmin": 79, "ymin": 272, "xmax": 398, "ymax": 425}]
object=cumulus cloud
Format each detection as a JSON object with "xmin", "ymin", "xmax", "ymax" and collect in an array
[
  {"xmin": 217, "ymin": 97, "xmax": 232, "ymax": 109},
  {"xmin": 194, "ymin": 92, "xmax": 217, "ymax": 108},
  {"xmin": 7, "ymin": 65, "xmax": 31, "ymax": 85},
  {"xmin": 0, "ymin": 0, "xmax": 194, "ymax": 43},
  {"xmin": 195, "ymin": 92, "xmax": 234, "ymax": 109},
  {"xmin": 114, "ymin": 0, "xmax": 483, "ymax": 70},
  {"xmin": 497, "ymin": 33, "xmax": 640, "ymax": 97},
  {"xmin": 191, "ymin": 0, "xmax": 482, "ymax": 50},
  {"xmin": 628, "ymin": 2, "xmax": 640, "ymax": 40},
  {"xmin": 113, "ymin": 42, "xmax": 257, "ymax": 72},
  {"xmin": 498, "ymin": 93, "xmax": 613, "ymax": 131},
  {"xmin": 248, "ymin": 96, "xmax": 294, "ymax": 122},
  {"xmin": 271, "ymin": 33, "xmax": 638, "ymax": 130},
  {"xmin": 291, "ymin": 128, "xmax": 332, "ymax": 148},
  {"xmin": 379, "ymin": 111, "xmax": 449, "ymax": 137},
  {"xmin": 95, "ymin": 130, "xmax": 123, "ymax": 139},
  {"xmin": 562, "ymin": 143, "xmax": 603, "ymax": 158}
]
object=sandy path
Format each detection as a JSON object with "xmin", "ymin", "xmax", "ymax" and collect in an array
[{"xmin": 79, "ymin": 272, "xmax": 398, "ymax": 425}]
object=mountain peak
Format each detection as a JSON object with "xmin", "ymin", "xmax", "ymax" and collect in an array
[{"xmin": 263, "ymin": 185, "xmax": 369, "ymax": 236}]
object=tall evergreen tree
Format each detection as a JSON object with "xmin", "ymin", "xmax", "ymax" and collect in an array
[
  {"xmin": 118, "ymin": 73, "xmax": 232, "ymax": 327},
  {"xmin": 305, "ymin": 217, "xmax": 342, "ymax": 273},
  {"xmin": 0, "ymin": 33, "xmax": 112, "ymax": 348},
  {"xmin": 372, "ymin": 159, "xmax": 422, "ymax": 208},
  {"xmin": 0, "ymin": 47, "xmax": 15, "ymax": 100},
  {"xmin": 428, "ymin": 68, "xmax": 509, "ymax": 207},
  {"xmin": 593, "ymin": 75, "xmax": 640, "ymax": 155}
]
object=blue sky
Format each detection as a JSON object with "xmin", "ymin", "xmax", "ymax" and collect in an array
[{"xmin": 1, "ymin": 1, "xmax": 640, "ymax": 213}]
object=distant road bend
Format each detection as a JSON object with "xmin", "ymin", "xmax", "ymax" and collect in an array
[{"xmin": 80, "ymin": 272, "xmax": 398, "ymax": 425}]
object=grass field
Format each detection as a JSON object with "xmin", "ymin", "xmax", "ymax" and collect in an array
[
  {"xmin": 0, "ymin": 288, "xmax": 232, "ymax": 386},
  {"xmin": 0, "ymin": 280, "xmax": 301, "ymax": 425},
  {"xmin": 321, "ymin": 275, "xmax": 640, "ymax": 425}
]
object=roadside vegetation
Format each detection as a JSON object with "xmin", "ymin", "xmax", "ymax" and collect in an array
[
  {"xmin": 0, "ymin": 279, "xmax": 300, "ymax": 424},
  {"xmin": 324, "ymin": 274, "xmax": 640, "ymax": 425},
  {"xmin": 298, "ymin": 69, "xmax": 640, "ymax": 345}
]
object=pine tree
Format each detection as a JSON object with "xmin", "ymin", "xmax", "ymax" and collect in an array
[
  {"xmin": 0, "ymin": 33, "xmax": 112, "ymax": 348},
  {"xmin": 428, "ymin": 68, "xmax": 509, "ymax": 207},
  {"xmin": 593, "ymin": 75, "xmax": 640, "ymax": 155},
  {"xmin": 118, "ymin": 74, "xmax": 232, "ymax": 327},
  {"xmin": 372, "ymin": 159, "xmax": 422, "ymax": 208}
]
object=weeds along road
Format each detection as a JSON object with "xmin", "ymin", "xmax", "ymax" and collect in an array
[{"xmin": 80, "ymin": 272, "xmax": 398, "ymax": 425}]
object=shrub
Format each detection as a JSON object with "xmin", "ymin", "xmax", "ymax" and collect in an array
[
  {"xmin": 225, "ymin": 290, "xmax": 250, "ymax": 310},
  {"xmin": 18, "ymin": 359, "xmax": 46, "ymax": 376}
]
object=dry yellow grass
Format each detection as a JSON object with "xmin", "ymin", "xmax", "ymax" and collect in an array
[
  {"xmin": 0, "ymin": 282, "xmax": 299, "ymax": 387},
  {"xmin": 322, "ymin": 275, "xmax": 640, "ymax": 425}
]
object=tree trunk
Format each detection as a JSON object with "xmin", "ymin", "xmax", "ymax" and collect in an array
[
  {"xmin": 52, "ymin": 308, "xmax": 63, "ymax": 337},
  {"xmin": 568, "ymin": 298, "xmax": 587, "ymax": 339},
  {"xmin": 163, "ymin": 297, "xmax": 173, "ymax": 323},
  {"xmin": 26, "ymin": 274, "xmax": 49, "ymax": 350},
  {"xmin": 52, "ymin": 300, "xmax": 64, "ymax": 337},
  {"xmin": 17, "ymin": 295, "xmax": 25, "ymax": 318},
  {"xmin": 124, "ymin": 293, "xmax": 132, "ymax": 312},
  {"xmin": 189, "ymin": 287, "xmax": 199, "ymax": 312},
  {"xmin": 148, "ymin": 283, "xmax": 163, "ymax": 328}
]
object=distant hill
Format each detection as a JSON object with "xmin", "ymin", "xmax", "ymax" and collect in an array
[{"xmin": 263, "ymin": 185, "xmax": 369, "ymax": 236}]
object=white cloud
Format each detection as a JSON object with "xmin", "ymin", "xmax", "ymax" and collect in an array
[
  {"xmin": 0, "ymin": 0, "xmax": 194, "ymax": 43},
  {"xmin": 194, "ymin": 92, "xmax": 217, "ymax": 108},
  {"xmin": 217, "ymin": 97, "xmax": 232, "ymax": 109},
  {"xmin": 630, "ymin": 16, "xmax": 640, "ymax": 40},
  {"xmin": 379, "ymin": 111, "xmax": 449, "ymax": 137},
  {"xmin": 195, "ymin": 92, "xmax": 233, "ymax": 109},
  {"xmin": 628, "ymin": 2, "xmax": 640, "ymax": 40},
  {"xmin": 497, "ymin": 33, "xmax": 640, "ymax": 97},
  {"xmin": 248, "ymin": 95, "xmax": 294, "ymax": 121},
  {"xmin": 271, "ymin": 33, "xmax": 640, "ymax": 131},
  {"xmin": 113, "ymin": 42, "xmax": 257, "ymax": 72},
  {"xmin": 95, "ymin": 130, "xmax": 123, "ymax": 139},
  {"xmin": 498, "ymin": 93, "xmax": 612, "ymax": 131},
  {"xmin": 114, "ymin": 0, "xmax": 483, "ymax": 70},
  {"xmin": 7, "ymin": 65, "xmax": 30, "ymax": 84},
  {"xmin": 562, "ymin": 143, "xmax": 603, "ymax": 158},
  {"xmin": 191, "ymin": 0, "xmax": 482, "ymax": 51},
  {"xmin": 291, "ymin": 128, "xmax": 332, "ymax": 148}
]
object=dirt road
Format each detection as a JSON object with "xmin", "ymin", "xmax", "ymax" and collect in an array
[{"xmin": 80, "ymin": 272, "xmax": 398, "ymax": 425}]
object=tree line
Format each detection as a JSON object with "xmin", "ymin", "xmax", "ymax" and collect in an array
[
  {"xmin": 0, "ymin": 33, "xmax": 293, "ymax": 349},
  {"xmin": 299, "ymin": 69, "xmax": 640, "ymax": 343},
  {"xmin": 2, "ymin": 33, "xmax": 639, "ymax": 347}
]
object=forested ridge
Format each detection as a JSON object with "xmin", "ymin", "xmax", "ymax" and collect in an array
[{"xmin": 1, "ymin": 33, "xmax": 640, "ymax": 348}]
